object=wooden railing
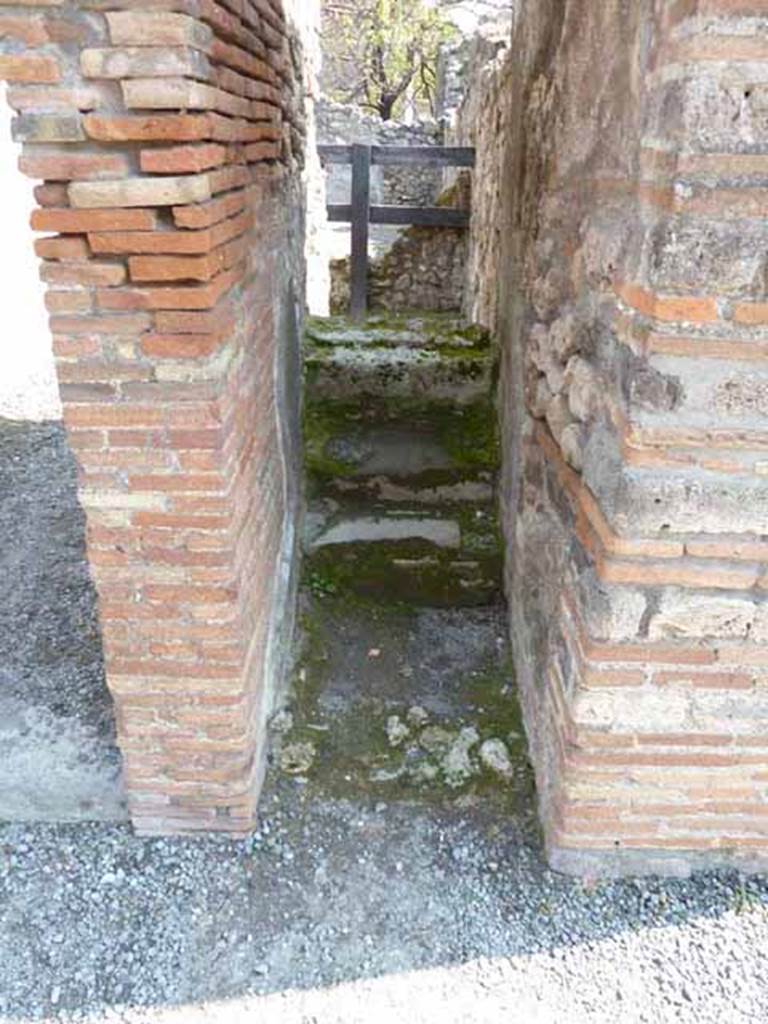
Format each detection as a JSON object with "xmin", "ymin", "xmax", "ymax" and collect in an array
[{"xmin": 318, "ymin": 143, "xmax": 475, "ymax": 319}]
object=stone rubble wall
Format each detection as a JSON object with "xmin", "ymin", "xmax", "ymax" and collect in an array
[
  {"xmin": 0, "ymin": 0, "xmax": 312, "ymax": 835},
  {"xmin": 460, "ymin": 0, "xmax": 768, "ymax": 876},
  {"xmin": 317, "ymin": 99, "xmax": 444, "ymax": 210},
  {"xmin": 437, "ymin": 3, "xmax": 513, "ymax": 141},
  {"xmin": 444, "ymin": 9, "xmax": 513, "ymax": 331},
  {"xmin": 329, "ymin": 176, "xmax": 470, "ymax": 315}
]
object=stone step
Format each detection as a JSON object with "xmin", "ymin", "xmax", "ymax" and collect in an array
[
  {"xmin": 304, "ymin": 316, "xmax": 495, "ymax": 407},
  {"xmin": 304, "ymin": 415, "xmax": 498, "ymax": 506},
  {"xmin": 306, "ymin": 313, "xmax": 490, "ymax": 352},
  {"xmin": 301, "ymin": 314, "xmax": 501, "ymax": 607},
  {"xmin": 303, "ymin": 507, "xmax": 502, "ymax": 607},
  {"xmin": 308, "ymin": 514, "xmax": 462, "ymax": 550},
  {"xmin": 305, "ymin": 345, "xmax": 494, "ymax": 407}
]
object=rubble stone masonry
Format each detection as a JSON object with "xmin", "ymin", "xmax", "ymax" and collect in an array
[
  {"xmin": 459, "ymin": 0, "xmax": 768, "ymax": 875},
  {"xmin": 0, "ymin": 0, "xmax": 309, "ymax": 834}
]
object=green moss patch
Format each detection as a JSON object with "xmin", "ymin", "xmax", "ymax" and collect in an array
[
  {"xmin": 306, "ymin": 312, "xmax": 491, "ymax": 352},
  {"xmin": 272, "ymin": 592, "xmax": 535, "ymax": 811}
]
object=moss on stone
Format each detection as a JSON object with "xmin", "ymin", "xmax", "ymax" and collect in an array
[
  {"xmin": 305, "ymin": 536, "xmax": 501, "ymax": 608},
  {"xmin": 275, "ymin": 591, "xmax": 534, "ymax": 808},
  {"xmin": 303, "ymin": 398, "xmax": 499, "ymax": 476},
  {"xmin": 302, "ymin": 403, "xmax": 362, "ymax": 480},
  {"xmin": 433, "ymin": 400, "xmax": 500, "ymax": 469},
  {"xmin": 286, "ymin": 312, "xmax": 527, "ymax": 805},
  {"xmin": 456, "ymin": 505, "xmax": 504, "ymax": 559},
  {"xmin": 305, "ymin": 312, "xmax": 491, "ymax": 352}
]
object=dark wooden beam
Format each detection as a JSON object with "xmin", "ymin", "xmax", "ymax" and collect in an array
[
  {"xmin": 318, "ymin": 143, "xmax": 475, "ymax": 317},
  {"xmin": 326, "ymin": 204, "xmax": 353, "ymax": 222},
  {"xmin": 318, "ymin": 144, "xmax": 476, "ymax": 168},
  {"xmin": 371, "ymin": 145, "xmax": 476, "ymax": 168},
  {"xmin": 370, "ymin": 205, "xmax": 469, "ymax": 227},
  {"xmin": 327, "ymin": 204, "xmax": 469, "ymax": 228},
  {"xmin": 349, "ymin": 143, "xmax": 371, "ymax": 321},
  {"xmin": 317, "ymin": 144, "xmax": 353, "ymax": 164}
]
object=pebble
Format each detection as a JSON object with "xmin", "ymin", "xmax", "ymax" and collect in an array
[
  {"xmin": 479, "ymin": 737, "xmax": 515, "ymax": 780},
  {"xmin": 442, "ymin": 726, "xmax": 480, "ymax": 787},
  {"xmin": 271, "ymin": 710, "xmax": 294, "ymax": 734},
  {"xmin": 279, "ymin": 742, "xmax": 316, "ymax": 775},
  {"xmin": 418, "ymin": 725, "xmax": 455, "ymax": 755},
  {"xmin": 406, "ymin": 705, "xmax": 429, "ymax": 727},
  {"xmin": 0, "ymin": 808, "xmax": 766, "ymax": 1020},
  {"xmin": 386, "ymin": 715, "xmax": 410, "ymax": 747}
]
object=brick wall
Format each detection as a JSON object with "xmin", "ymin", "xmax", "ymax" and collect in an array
[
  {"xmin": 4, "ymin": 0, "xmax": 767, "ymax": 866},
  {"xmin": 465, "ymin": 0, "xmax": 768, "ymax": 876},
  {"xmin": 0, "ymin": 0, "xmax": 309, "ymax": 834}
]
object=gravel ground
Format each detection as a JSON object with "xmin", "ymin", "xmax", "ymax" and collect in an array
[
  {"xmin": 0, "ymin": 799, "xmax": 767, "ymax": 1023},
  {"xmin": 2, "ymin": 420, "xmax": 768, "ymax": 1023}
]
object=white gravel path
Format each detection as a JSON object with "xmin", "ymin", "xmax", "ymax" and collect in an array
[{"xmin": 0, "ymin": 800, "xmax": 766, "ymax": 1024}]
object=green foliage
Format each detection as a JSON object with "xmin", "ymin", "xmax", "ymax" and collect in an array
[
  {"xmin": 323, "ymin": 0, "xmax": 456, "ymax": 120},
  {"xmin": 308, "ymin": 571, "xmax": 339, "ymax": 598}
]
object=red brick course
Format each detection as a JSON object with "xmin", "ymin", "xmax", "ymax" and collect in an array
[{"xmin": 0, "ymin": 0, "xmax": 303, "ymax": 834}]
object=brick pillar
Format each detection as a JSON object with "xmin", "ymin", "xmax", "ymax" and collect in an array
[
  {"xmin": 502, "ymin": 0, "xmax": 768, "ymax": 875},
  {"xmin": 0, "ymin": 0, "xmax": 306, "ymax": 834}
]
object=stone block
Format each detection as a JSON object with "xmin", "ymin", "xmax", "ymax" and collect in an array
[
  {"xmin": 579, "ymin": 575, "xmax": 648, "ymax": 642},
  {"xmin": 647, "ymin": 219, "xmax": 768, "ymax": 297},
  {"xmin": 564, "ymin": 355, "xmax": 601, "ymax": 423},
  {"xmin": 648, "ymin": 592, "xmax": 756, "ymax": 641}
]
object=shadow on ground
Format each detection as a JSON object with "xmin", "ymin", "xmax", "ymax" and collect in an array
[
  {"xmin": 1, "ymin": 420, "xmax": 768, "ymax": 1023},
  {"xmin": 0, "ymin": 420, "xmax": 125, "ymax": 823}
]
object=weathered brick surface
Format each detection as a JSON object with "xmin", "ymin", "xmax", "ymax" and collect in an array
[
  {"xmin": 69, "ymin": 172, "xmax": 213, "ymax": 208},
  {"xmin": 457, "ymin": 0, "xmax": 768, "ymax": 875},
  {"xmin": 0, "ymin": 0, "xmax": 307, "ymax": 834},
  {"xmin": 80, "ymin": 46, "xmax": 211, "ymax": 82},
  {"xmin": 0, "ymin": 53, "xmax": 60, "ymax": 81}
]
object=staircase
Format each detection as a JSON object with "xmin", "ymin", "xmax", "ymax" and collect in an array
[{"xmin": 302, "ymin": 313, "xmax": 501, "ymax": 606}]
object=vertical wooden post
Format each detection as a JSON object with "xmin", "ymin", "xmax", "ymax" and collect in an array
[{"xmin": 349, "ymin": 143, "xmax": 371, "ymax": 320}]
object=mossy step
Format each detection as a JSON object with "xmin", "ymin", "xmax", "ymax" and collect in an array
[
  {"xmin": 308, "ymin": 515, "xmax": 460, "ymax": 550},
  {"xmin": 311, "ymin": 471, "xmax": 495, "ymax": 508},
  {"xmin": 305, "ymin": 418, "xmax": 497, "ymax": 505},
  {"xmin": 303, "ymin": 508, "xmax": 503, "ymax": 607},
  {"xmin": 305, "ymin": 505, "xmax": 502, "ymax": 554},
  {"xmin": 305, "ymin": 542, "xmax": 501, "ymax": 608},
  {"xmin": 304, "ymin": 343, "xmax": 494, "ymax": 407},
  {"xmin": 306, "ymin": 313, "xmax": 490, "ymax": 353},
  {"xmin": 304, "ymin": 399, "xmax": 499, "ymax": 472},
  {"xmin": 300, "ymin": 314, "xmax": 501, "ymax": 607}
]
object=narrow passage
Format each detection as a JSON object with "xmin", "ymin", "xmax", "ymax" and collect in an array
[{"xmin": 271, "ymin": 313, "xmax": 533, "ymax": 805}]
